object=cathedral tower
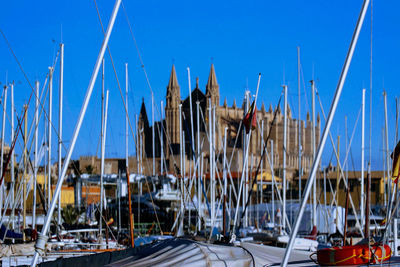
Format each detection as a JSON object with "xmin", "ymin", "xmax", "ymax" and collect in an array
[{"xmin": 165, "ymin": 65, "xmax": 181, "ymax": 153}]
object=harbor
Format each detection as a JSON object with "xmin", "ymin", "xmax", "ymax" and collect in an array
[{"xmin": 1, "ymin": 0, "xmax": 400, "ymax": 266}]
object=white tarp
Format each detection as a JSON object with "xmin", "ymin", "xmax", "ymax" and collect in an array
[{"xmin": 106, "ymin": 238, "xmax": 316, "ymax": 267}]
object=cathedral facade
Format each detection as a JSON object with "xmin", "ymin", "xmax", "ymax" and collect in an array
[{"xmin": 137, "ymin": 64, "xmax": 320, "ymax": 181}]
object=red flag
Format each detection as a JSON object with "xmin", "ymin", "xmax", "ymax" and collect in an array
[{"xmin": 243, "ymin": 100, "xmax": 257, "ymax": 134}]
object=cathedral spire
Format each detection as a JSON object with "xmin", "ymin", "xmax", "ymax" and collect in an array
[
  {"xmin": 206, "ymin": 64, "xmax": 220, "ymax": 106},
  {"xmin": 166, "ymin": 64, "xmax": 180, "ymax": 109},
  {"xmin": 167, "ymin": 64, "xmax": 180, "ymax": 96}
]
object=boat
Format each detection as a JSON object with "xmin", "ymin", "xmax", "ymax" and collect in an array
[{"xmin": 315, "ymin": 243, "xmax": 391, "ymax": 265}]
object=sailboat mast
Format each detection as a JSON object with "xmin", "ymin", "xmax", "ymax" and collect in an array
[
  {"xmin": 361, "ymin": 89, "xmax": 365, "ymax": 228},
  {"xmin": 0, "ymin": 85, "xmax": 7, "ymax": 215},
  {"xmin": 11, "ymin": 83, "xmax": 16, "ymax": 230},
  {"xmin": 297, "ymin": 46, "xmax": 302, "ymax": 200},
  {"xmin": 152, "ymin": 93, "xmax": 155, "ymax": 176},
  {"xmin": 99, "ymin": 58, "xmax": 105, "ymax": 237},
  {"xmin": 48, "ymin": 67, "xmax": 53, "ymax": 209},
  {"xmin": 196, "ymin": 100, "xmax": 201, "ymax": 231},
  {"xmin": 311, "ymin": 80, "xmax": 317, "ymax": 228},
  {"xmin": 282, "ymin": 0, "xmax": 371, "ymax": 263},
  {"xmin": 161, "ymin": 101, "xmax": 164, "ymax": 175},
  {"xmin": 125, "ymin": 63, "xmax": 129, "ymax": 174},
  {"xmin": 283, "ymin": 85, "xmax": 287, "ymax": 232},
  {"xmin": 58, "ymin": 43, "xmax": 64, "ymax": 225},
  {"xmin": 31, "ymin": 1, "xmax": 122, "ymax": 264},
  {"xmin": 100, "ymin": 90, "xmax": 109, "ymax": 241}
]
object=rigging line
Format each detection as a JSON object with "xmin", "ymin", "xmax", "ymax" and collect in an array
[
  {"xmin": 315, "ymin": 87, "xmax": 364, "ymax": 236},
  {"xmin": 92, "ymin": 0, "xmax": 163, "ymax": 234},
  {"xmin": 121, "ymin": 1, "xmax": 178, "ymax": 167},
  {"xmin": 237, "ymin": 89, "xmax": 284, "ymax": 231},
  {"xmin": 121, "ymin": 1, "xmax": 192, "ymax": 181},
  {"xmin": 0, "ymin": 31, "xmax": 78, "ymax": 174}
]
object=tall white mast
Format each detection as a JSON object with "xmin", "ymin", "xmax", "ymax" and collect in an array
[
  {"xmin": 31, "ymin": 1, "xmax": 121, "ymax": 263},
  {"xmin": 361, "ymin": 89, "xmax": 365, "ymax": 228},
  {"xmin": 99, "ymin": 59, "xmax": 105, "ymax": 238},
  {"xmin": 48, "ymin": 67, "xmax": 54, "ymax": 208},
  {"xmin": 297, "ymin": 46, "xmax": 302, "ymax": 200},
  {"xmin": 283, "ymin": 85, "xmax": 288, "ymax": 232},
  {"xmin": 187, "ymin": 68, "xmax": 195, "ymax": 186},
  {"xmin": 179, "ymin": 104, "xmax": 184, "ymax": 235},
  {"xmin": 11, "ymin": 83, "xmax": 16, "ymax": 229},
  {"xmin": 196, "ymin": 100, "xmax": 201, "ymax": 231},
  {"xmin": 58, "ymin": 43, "xmax": 64, "ymax": 225},
  {"xmin": 281, "ymin": 0, "xmax": 370, "ymax": 264},
  {"xmin": 271, "ymin": 139, "xmax": 275, "ymax": 227},
  {"xmin": 208, "ymin": 99, "xmax": 214, "ymax": 228},
  {"xmin": 161, "ymin": 101, "xmax": 164, "ymax": 175},
  {"xmin": 100, "ymin": 90, "xmax": 109, "ymax": 241},
  {"xmin": 311, "ymin": 80, "xmax": 317, "ymax": 228},
  {"xmin": 125, "ymin": 63, "xmax": 129, "ymax": 174},
  {"xmin": 152, "ymin": 93, "xmax": 155, "ymax": 176},
  {"xmin": 0, "ymin": 85, "xmax": 7, "ymax": 216}
]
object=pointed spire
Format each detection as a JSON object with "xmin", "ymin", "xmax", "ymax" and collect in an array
[
  {"xmin": 206, "ymin": 64, "xmax": 218, "ymax": 90},
  {"xmin": 261, "ymin": 102, "xmax": 266, "ymax": 113},
  {"xmin": 206, "ymin": 64, "xmax": 220, "ymax": 106},
  {"xmin": 167, "ymin": 64, "xmax": 180, "ymax": 97},
  {"xmin": 269, "ymin": 104, "xmax": 273, "ymax": 113},
  {"xmin": 196, "ymin": 77, "xmax": 199, "ymax": 89},
  {"xmin": 276, "ymin": 104, "xmax": 281, "ymax": 114},
  {"xmin": 232, "ymin": 99, "xmax": 237, "ymax": 109},
  {"xmin": 287, "ymin": 104, "xmax": 292, "ymax": 117},
  {"xmin": 306, "ymin": 111, "xmax": 310, "ymax": 121},
  {"xmin": 166, "ymin": 65, "xmax": 181, "ymax": 109},
  {"xmin": 223, "ymin": 97, "xmax": 227, "ymax": 107},
  {"xmin": 139, "ymin": 98, "xmax": 149, "ymax": 129}
]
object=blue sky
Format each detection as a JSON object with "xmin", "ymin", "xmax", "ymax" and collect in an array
[{"xmin": 0, "ymin": 0, "xmax": 399, "ymax": 171}]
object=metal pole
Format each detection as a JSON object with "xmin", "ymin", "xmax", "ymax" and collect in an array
[
  {"xmin": 297, "ymin": 46, "xmax": 302, "ymax": 201},
  {"xmin": 11, "ymin": 83, "xmax": 15, "ymax": 230},
  {"xmin": 271, "ymin": 139, "xmax": 275, "ymax": 227},
  {"xmin": 361, "ymin": 89, "xmax": 365, "ymax": 228},
  {"xmin": 152, "ymin": 93, "xmax": 155, "ymax": 176},
  {"xmin": 31, "ymin": 1, "xmax": 121, "ymax": 264},
  {"xmin": 48, "ymin": 67, "xmax": 53, "ymax": 209},
  {"xmin": 311, "ymin": 80, "xmax": 317, "ymax": 228},
  {"xmin": 99, "ymin": 59, "xmax": 105, "ymax": 239},
  {"xmin": 58, "ymin": 43, "xmax": 64, "ymax": 226},
  {"xmin": 125, "ymin": 63, "xmax": 129, "ymax": 174},
  {"xmin": 0, "ymin": 85, "xmax": 7, "ymax": 215},
  {"xmin": 196, "ymin": 101, "xmax": 201, "ymax": 231},
  {"xmin": 23, "ymin": 105, "xmax": 27, "ymax": 240},
  {"xmin": 100, "ymin": 90, "xmax": 109, "ymax": 242},
  {"xmin": 161, "ymin": 101, "xmax": 164, "ymax": 175},
  {"xmin": 208, "ymin": 99, "xmax": 214, "ymax": 228},
  {"xmin": 283, "ymin": 85, "xmax": 287, "ymax": 232},
  {"xmin": 281, "ymin": 1, "xmax": 370, "ymax": 265},
  {"xmin": 261, "ymin": 120, "xmax": 264, "ymax": 215},
  {"xmin": 223, "ymin": 127, "xmax": 228, "ymax": 235}
]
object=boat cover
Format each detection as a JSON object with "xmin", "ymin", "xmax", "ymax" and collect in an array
[
  {"xmin": 0, "ymin": 243, "xmax": 35, "ymax": 257},
  {"xmin": 105, "ymin": 238, "xmax": 315, "ymax": 267}
]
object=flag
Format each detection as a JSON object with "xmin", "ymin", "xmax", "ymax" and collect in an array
[
  {"xmin": 392, "ymin": 140, "xmax": 400, "ymax": 184},
  {"xmin": 243, "ymin": 100, "xmax": 257, "ymax": 134}
]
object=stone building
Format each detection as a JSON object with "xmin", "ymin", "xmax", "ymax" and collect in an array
[{"xmin": 135, "ymin": 64, "xmax": 321, "ymax": 181}]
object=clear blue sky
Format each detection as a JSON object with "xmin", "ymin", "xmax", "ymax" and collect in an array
[{"xmin": 0, "ymin": 0, "xmax": 399, "ymax": 171}]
